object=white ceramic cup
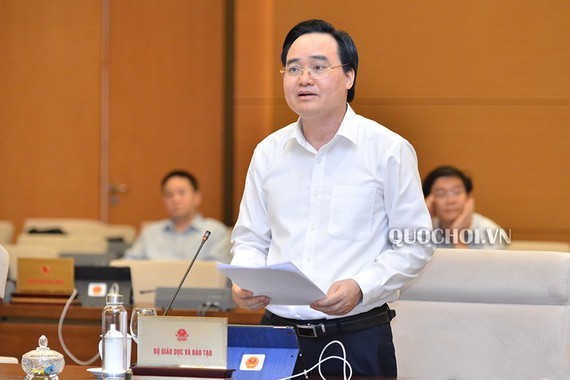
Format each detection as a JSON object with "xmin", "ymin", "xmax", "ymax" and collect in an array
[{"xmin": 98, "ymin": 334, "xmax": 133, "ymax": 368}]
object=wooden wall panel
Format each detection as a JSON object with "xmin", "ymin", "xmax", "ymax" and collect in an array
[
  {"xmin": 245, "ymin": 0, "xmax": 570, "ymax": 241},
  {"xmin": 355, "ymin": 104, "xmax": 570, "ymax": 240},
  {"xmin": 107, "ymin": 0, "xmax": 226, "ymax": 227},
  {"xmin": 232, "ymin": 0, "xmax": 275, "ymax": 221},
  {"xmin": 1, "ymin": 1, "xmax": 568, "ymax": 243},
  {"xmin": 0, "ymin": 1, "xmax": 226, "ymax": 237},
  {"xmin": 0, "ymin": 0, "xmax": 102, "ymax": 238}
]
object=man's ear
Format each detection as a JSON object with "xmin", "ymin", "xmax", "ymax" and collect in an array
[
  {"xmin": 344, "ymin": 69, "xmax": 355, "ymax": 90},
  {"xmin": 194, "ymin": 191, "xmax": 203, "ymax": 208}
]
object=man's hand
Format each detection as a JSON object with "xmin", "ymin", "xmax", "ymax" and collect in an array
[
  {"xmin": 451, "ymin": 197, "xmax": 474, "ymax": 231},
  {"xmin": 449, "ymin": 197, "xmax": 474, "ymax": 248},
  {"xmin": 310, "ymin": 279, "xmax": 362, "ymax": 316},
  {"xmin": 231, "ymin": 284, "xmax": 270, "ymax": 310},
  {"xmin": 425, "ymin": 194, "xmax": 436, "ymax": 219}
]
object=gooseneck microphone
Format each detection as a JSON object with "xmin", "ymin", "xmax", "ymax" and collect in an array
[{"xmin": 163, "ymin": 230, "xmax": 211, "ymax": 316}]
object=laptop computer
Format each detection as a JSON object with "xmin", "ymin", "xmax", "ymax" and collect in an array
[
  {"xmin": 110, "ymin": 260, "xmax": 229, "ymax": 307},
  {"xmin": 154, "ymin": 287, "xmax": 236, "ymax": 312},
  {"xmin": 74, "ymin": 266, "xmax": 133, "ymax": 307},
  {"xmin": 227, "ymin": 325, "xmax": 300, "ymax": 380},
  {"xmin": 59, "ymin": 252, "xmax": 117, "ymax": 267}
]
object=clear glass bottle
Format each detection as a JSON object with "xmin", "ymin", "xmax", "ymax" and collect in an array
[{"xmin": 101, "ymin": 293, "xmax": 128, "ymax": 379}]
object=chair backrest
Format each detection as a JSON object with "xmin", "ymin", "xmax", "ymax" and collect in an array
[
  {"xmin": 23, "ymin": 218, "xmax": 137, "ymax": 244},
  {"xmin": 23, "ymin": 217, "xmax": 103, "ymax": 233},
  {"xmin": 0, "ymin": 220, "xmax": 15, "ymax": 244},
  {"xmin": 506, "ymin": 239, "xmax": 570, "ymax": 252},
  {"xmin": 0, "ymin": 356, "xmax": 18, "ymax": 364},
  {"xmin": 391, "ymin": 248, "xmax": 570, "ymax": 379},
  {"xmin": 16, "ymin": 233, "xmax": 108, "ymax": 254},
  {"xmin": 110, "ymin": 259, "xmax": 228, "ymax": 307},
  {"xmin": 100, "ymin": 224, "xmax": 137, "ymax": 244},
  {"xmin": 0, "ymin": 245, "xmax": 10, "ymax": 299},
  {"xmin": 3, "ymin": 244, "xmax": 60, "ymax": 282}
]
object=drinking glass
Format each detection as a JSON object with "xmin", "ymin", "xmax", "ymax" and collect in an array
[{"xmin": 130, "ymin": 307, "xmax": 157, "ymax": 344}]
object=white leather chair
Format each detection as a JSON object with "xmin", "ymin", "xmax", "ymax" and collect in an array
[
  {"xmin": 506, "ymin": 239, "xmax": 570, "ymax": 252},
  {"xmin": 23, "ymin": 218, "xmax": 137, "ymax": 244},
  {"xmin": 23, "ymin": 217, "xmax": 103, "ymax": 234},
  {"xmin": 390, "ymin": 248, "xmax": 570, "ymax": 379},
  {"xmin": 99, "ymin": 224, "xmax": 137, "ymax": 244},
  {"xmin": 16, "ymin": 233, "xmax": 108, "ymax": 254},
  {"xmin": 0, "ymin": 245, "xmax": 10, "ymax": 300},
  {"xmin": 0, "ymin": 356, "xmax": 18, "ymax": 364},
  {"xmin": 0, "ymin": 220, "xmax": 15, "ymax": 244}
]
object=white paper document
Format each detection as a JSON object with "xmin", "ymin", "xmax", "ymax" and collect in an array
[{"xmin": 216, "ymin": 262, "xmax": 326, "ymax": 305}]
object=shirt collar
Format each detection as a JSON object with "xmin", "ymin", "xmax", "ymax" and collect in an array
[
  {"xmin": 336, "ymin": 104, "xmax": 358, "ymax": 144},
  {"xmin": 164, "ymin": 214, "xmax": 204, "ymax": 233},
  {"xmin": 283, "ymin": 104, "xmax": 358, "ymax": 150}
]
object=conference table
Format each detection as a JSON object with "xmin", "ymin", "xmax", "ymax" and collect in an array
[
  {"xmin": 0, "ymin": 362, "xmax": 400, "ymax": 379},
  {"xmin": 0, "ymin": 304, "xmax": 404, "ymax": 379},
  {"xmin": 0, "ymin": 303, "xmax": 263, "ymax": 365}
]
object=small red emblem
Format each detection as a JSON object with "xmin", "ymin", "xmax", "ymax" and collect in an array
[
  {"xmin": 175, "ymin": 328, "xmax": 189, "ymax": 341},
  {"xmin": 92, "ymin": 285, "xmax": 103, "ymax": 295},
  {"xmin": 40, "ymin": 265, "xmax": 50, "ymax": 276},
  {"xmin": 245, "ymin": 356, "xmax": 260, "ymax": 369}
]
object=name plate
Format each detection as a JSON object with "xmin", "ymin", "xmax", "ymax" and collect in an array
[{"xmin": 137, "ymin": 316, "xmax": 227, "ymax": 368}]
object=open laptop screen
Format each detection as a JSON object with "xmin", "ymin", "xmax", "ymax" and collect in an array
[{"xmin": 74, "ymin": 266, "xmax": 133, "ymax": 307}]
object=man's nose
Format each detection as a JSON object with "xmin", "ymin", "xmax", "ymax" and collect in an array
[
  {"xmin": 298, "ymin": 68, "xmax": 314, "ymax": 84},
  {"xmin": 444, "ymin": 193, "xmax": 458, "ymax": 201}
]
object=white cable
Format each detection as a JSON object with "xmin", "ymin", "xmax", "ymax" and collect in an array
[
  {"xmin": 278, "ymin": 340, "xmax": 353, "ymax": 380},
  {"xmin": 57, "ymin": 288, "xmax": 100, "ymax": 366}
]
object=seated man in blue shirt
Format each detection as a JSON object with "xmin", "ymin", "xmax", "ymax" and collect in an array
[{"xmin": 124, "ymin": 170, "xmax": 231, "ymax": 262}]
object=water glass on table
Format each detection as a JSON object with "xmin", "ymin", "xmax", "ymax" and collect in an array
[{"xmin": 130, "ymin": 307, "xmax": 157, "ymax": 344}]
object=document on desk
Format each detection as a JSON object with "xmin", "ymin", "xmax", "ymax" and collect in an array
[{"xmin": 216, "ymin": 262, "xmax": 326, "ymax": 305}]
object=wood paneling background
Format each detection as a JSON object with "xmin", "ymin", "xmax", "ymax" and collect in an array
[
  {"xmin": 1, "ymin": 0, "xmax": 568, "ymax": 242},
  {"xmin": 106, "ymin": 0, "xmax": 225, "ymax": 227},
  {"xmin": 0, "ymin": 0, "xmax": 225, "ymax": 234},
  {"xmin": 0, "ymin": 0, "xmax": 102, "ymax": 222},
  {"xmin": 234, "ymin": 0, "xmax": 570, "ymax": 242}
]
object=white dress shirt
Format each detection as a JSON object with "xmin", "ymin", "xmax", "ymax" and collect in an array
[
  {"xmin": 434, "ymin": 212, "xmax": 507, "ymax": 249},
  {"xmin": 231, "ymin": 105, "xmax": 435, "ymax": 320}
]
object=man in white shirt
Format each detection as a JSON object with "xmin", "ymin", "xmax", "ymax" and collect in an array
[
  {"xmin": 230, "ymin": 19, "xmax": 434, "ymax": 377},
  {"xmin": 124, "ymin": 170, "xmax": 231, "ymax": 263},
  {"xmin": 423, "ymin": 165, "xmax": 507, "ymax": 249}
]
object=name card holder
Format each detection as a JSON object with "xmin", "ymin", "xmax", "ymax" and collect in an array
[{"xmin": 132, "ymin": 316, "xmax": 233, "ymax": 378}]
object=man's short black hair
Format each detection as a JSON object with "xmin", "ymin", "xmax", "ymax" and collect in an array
[
  {"xmin": 161, "ymin": 170, "xmax": 199, "ymax": 191},
  {"xmin": 280, "ymin": 19, "xmax": 359, "ymax": 103},
  {"xmin": 422, "ymin": 165, "xmax": 473, "ymax": 198}
]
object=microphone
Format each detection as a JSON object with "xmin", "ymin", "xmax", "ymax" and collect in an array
[{"xmin": 162, "ymin": 230, "xmax": 211, "ymax": 316}]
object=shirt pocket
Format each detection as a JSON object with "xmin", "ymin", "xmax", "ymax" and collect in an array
[{"xmin": 328, "ymin": 186, "xmax": 375, "ymax": 240}]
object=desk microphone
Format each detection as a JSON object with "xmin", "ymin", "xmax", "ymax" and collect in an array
[{"xmin": 162, "ymin": 230, "xmax": 211, "ymax": 316}]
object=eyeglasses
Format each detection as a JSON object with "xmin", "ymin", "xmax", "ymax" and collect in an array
[
  {"xmin": 432, "ymin": 188, "xmax": 466, "ymax": 199},
  {"xmin": 280, "ymin": 63, "xmax": 349, "ymax": 78}
]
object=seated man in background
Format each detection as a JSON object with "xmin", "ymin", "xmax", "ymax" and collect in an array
[
  {"xmin": 423, "ymin": 165, "xmax": 507, "ymax": 249},
  {"xmin": 124, "ymin": 170, "xmax": 231, "ymax": 262}
]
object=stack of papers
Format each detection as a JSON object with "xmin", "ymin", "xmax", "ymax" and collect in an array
[{"xmin": 216, "ymin": 262, "xmax": 326, "ymax": 305}]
